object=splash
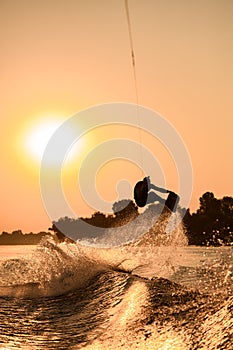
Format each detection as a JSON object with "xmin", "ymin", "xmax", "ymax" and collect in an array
[
  {"xmin": 0, "ymin": 238, "xmax": 106, "ymax": 298},
  {"xmin": 75, "ymin": 205, "xmax": 188, "ymax": 279},
  {"xmin": 79, "ymin": 204, "xmax": 187, "ymax": 248},
  {"xmin": 0, "ymin": 206, "xmax": 189, "ymax": 297}
]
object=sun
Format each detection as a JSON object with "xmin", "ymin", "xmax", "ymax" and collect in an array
[
  {"xmin": 26, "ymin": 119, "xmax": 63, "ymax": 162},
  {"xmin": 22, "ymin": 115, "xmax": 84, "ymax": 166}
]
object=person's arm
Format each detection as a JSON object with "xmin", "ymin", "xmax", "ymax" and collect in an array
[{"xmin": 149, "ymin": 183, "xmax": 169, "ymax": 193}]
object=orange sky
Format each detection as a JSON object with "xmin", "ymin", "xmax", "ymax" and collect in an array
[{"xmin": 1, "ymin": 0, "xmax": 233, "ymax": 232}]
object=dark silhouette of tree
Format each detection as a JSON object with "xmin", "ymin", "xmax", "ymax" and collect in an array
[
  {"xmin": 84, "ymin": 212, "xmax": 112, "ymax": 228},
  {"xmin": 112, "ymin": 199, "xmax": 138, "ymax": 225},
  {"xmin": 218, "ymin": 196, "xmax": 233, "ymax": 244},
  {"xmin": 49, "ymin": 200, "xmax": 139, "ymax": 241},
  {"xmin": 184, "ymin": 192, "xmax": 233, "ymax": 245},
  {"xmin": 0, "ymin": 230, "xmax": 49, "ymax": 245},
  {"xmin": 49, "ymin": 216, "xmax": 91, "ymax": 241}
]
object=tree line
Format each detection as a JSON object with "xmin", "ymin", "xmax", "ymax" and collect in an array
[
  {"xmin": 0, "ymin": 230, "xmax": 49, "ymax": 245},
  {"xmin": 50, "ymin": 192, "xmax": 233, "ymax": 246},
  {"xmin": 49, "ymin": 200, "xmax": 139, "ymax": 242},
  {"xmin": 1, "ymin": 192, "xmax": 232, "ymax": 246}
]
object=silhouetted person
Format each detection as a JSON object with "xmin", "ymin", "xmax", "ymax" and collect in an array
[{"xmin": 134, "ymin": 176, "xmax": 179, "ymax": 212}]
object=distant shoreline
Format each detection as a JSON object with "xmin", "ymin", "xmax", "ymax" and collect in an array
[
  {"xmin": 0, "ymin": 231, "xmax": 232, "ymax": 247},
  {"xmin": 0, "ymin": 230, "xmax": 50, "ymax": 245}
]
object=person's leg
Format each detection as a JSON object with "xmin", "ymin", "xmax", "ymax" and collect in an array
[
  {"xmin": 147, "ymin": 191, "xmax": 166, "ymax": 205},
  {"xmin": 149, "ymin": 183, "xmax": 168, "ymax": 194}
]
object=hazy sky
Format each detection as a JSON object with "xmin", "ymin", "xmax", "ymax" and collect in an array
[{"xmin": 1, "ymin": 0, "xmax": 233, "ymax": 232}]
